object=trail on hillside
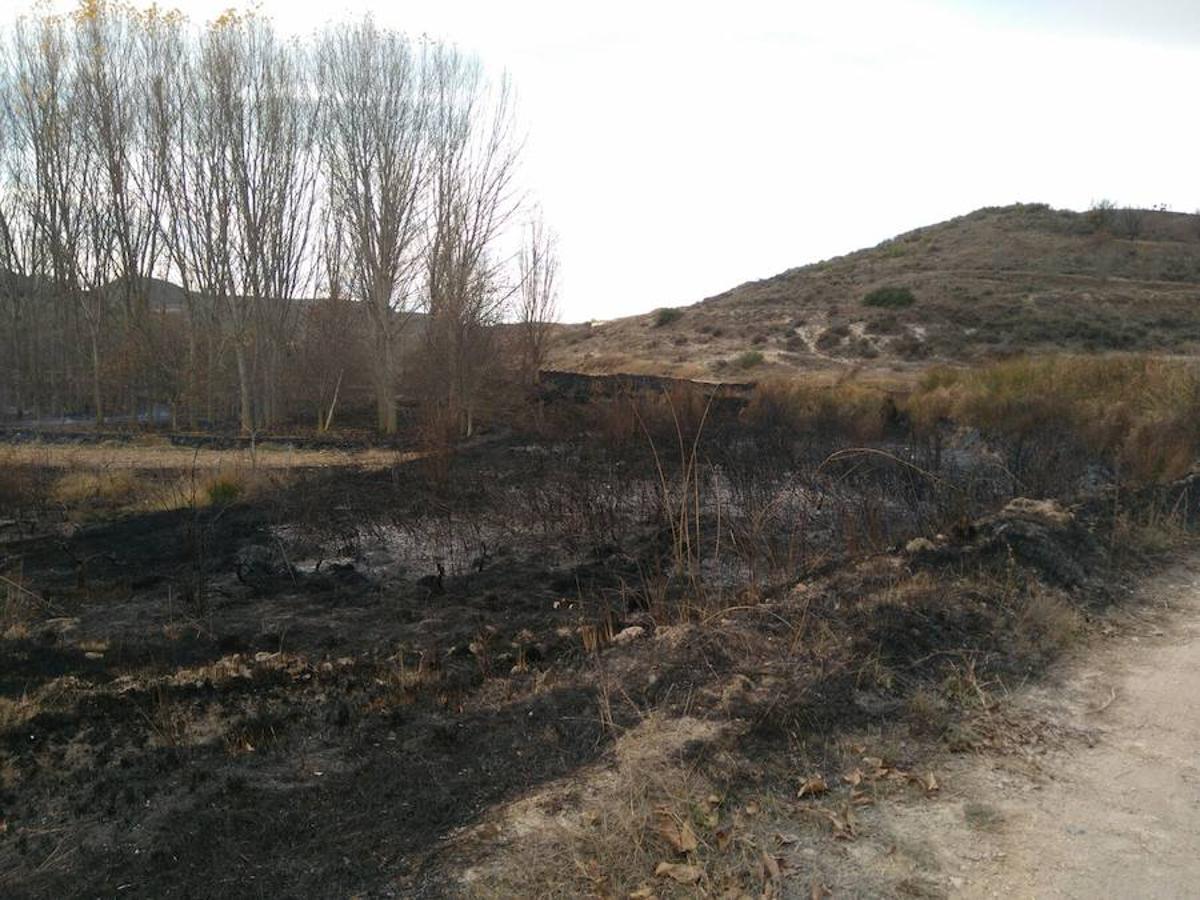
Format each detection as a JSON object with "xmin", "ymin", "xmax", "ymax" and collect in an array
[{"xmin": 862, "ymin": 556, "xmax": 1200, "ymax": 899}]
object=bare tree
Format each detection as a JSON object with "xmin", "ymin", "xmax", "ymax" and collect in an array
[
  {"xmin": 73, "ymin": 0, "xmax": 171, "ymax": 419},
  {"xmin": 318, "ymin": 19, "xmax": 424, "ymax": 434},
  {"xmin": 423, "ymin": 46, "xmax": 520, "ymax": 437},
  {"xmin": 159, "ymin": 14, "xmax": 241, "ymax": 427},
  {"xmin": 165, "ymin": 14, "xmax": 317, "ymax": 434},
  {"xmin": 0, "ymin": 6, "xmax": 548, "ymax": 434},
  {"xmin": 516, "ymin": 213, "xmax": 559, "ymax": 384},
  {"xmin": 230, "ymin": 21, "xmax": 319, "ymax": 430},
  {"xmin": 298, "ymin": 218, "xmax": 361, "ymax": 433},
  {"xmin": 1116, "ymin": 206, "xmax": 1144, "ymax": 242},
  {"xmin": 11, "ymin": 13, "xmax": 104, "ymax": 420},
  {"xmin": 0, "ymin": 51, "xmax": 44, "ymax": 418}
]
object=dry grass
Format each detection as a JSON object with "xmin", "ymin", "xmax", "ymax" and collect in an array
[
  {"xmin": 0, "ymin": 441, "xmax": 416, "ymax": 471},
  {"xmin": 908, "ymin": 355, "xmax": 1200, "ymax": 482},
  {"xmin": 1012, "ymin": 584, "xmax": 1083, "ymax": 658},
  {"xmin": 50, "ymin": 469, "xmax": 142, "ymax": 506},
  {"xmin": 1, "ymin": 564, "xmax": 49, "ymax": 635},
  {"xmin": 0, "ymin": 441, "xmax": 425, "ymax": 518},
  {"xmin": 459, "ymin": 715, "xmax": 797, "ymax": 899},
  {"xmin": 743, "ymin": 377, "xmax": 894, "ymax": 442}
]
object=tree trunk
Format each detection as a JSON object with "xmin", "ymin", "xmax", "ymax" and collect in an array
[
  {"xmin": 186, "ymin": 324, "xmax": 197, "ymax": 430},
  {"xmin": 375, "ymin": 328, "xmax": 396, "ymax": 435},
  {"xmin": 235, "ymin": 343, "xmax": 253, "ymax": 435},
  {"xmin": 89, "ymin": 328, "xmax": 104, "ymax": 426}
]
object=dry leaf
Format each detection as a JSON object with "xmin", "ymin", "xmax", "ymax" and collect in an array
[
  {"xmin": 850, "ymin": 787, "xmax": 875, "ymax": 806},
  {"xmin": 656, "ymin": 811, "xmax": 699, "ymax": 854},
  {"xmin": 745, "ymin": 800, "xmax": 760, "ymax": 816},
  {"xmin": 628, "ymin": 886, "xmax": 656, "ymax": 899},
  {"xmin": 862, "ymin": 756, "xmax": 885, "ymax": 771},
  {"xmin": 775, "ymin": 832, "xmax": 801, "ymax": 845},
  {"xmin": 811, "ymin": 883, "xmax": 832, "ymax": 899},
  {"xmin": 842, "ymin": 768, "xmax": 863, "ymax": 787},
  {"xmin": 761, "ymin": 851, "xmax": 782, "ymax": 881},
  {"xmin": 655, "ymin": 862, "xmax": 703, "ymax": 884},
  {"xmin": 797, "ymin": 775, "xmax": 828, "ymax": 798},
  {"xmin": 910, "ymin": 772, "xmax": 939, "ymax": 793},
  {"xmin": 806, "ymin": 803, "xmax": 858, "ymax": 840},
  {"xmin": 715, "ymin": 828, "xmax": 732, "ymax": 851}
]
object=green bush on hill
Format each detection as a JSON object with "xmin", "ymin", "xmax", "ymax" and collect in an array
[
  {"xmin": 653, "ymin": 307, "xmax": 683, "ymax": 327},
  {"xmin": 863, "ymin": 286, "xmax": 916, "ymax": 309}
]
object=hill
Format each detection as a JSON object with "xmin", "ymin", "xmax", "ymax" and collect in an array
[{"xmin": 547, "ymin": 203, "xmax": 1200, "ymax": 379}]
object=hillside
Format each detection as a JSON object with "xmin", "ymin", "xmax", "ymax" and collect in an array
[{"xmin": 547, "ymin": 203, "xmax": 1200, "ymax": 379}]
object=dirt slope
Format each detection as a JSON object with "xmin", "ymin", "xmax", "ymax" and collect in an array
[
  {"xmin": 549, "ymin": 204, "xmax": 1200, "ymax": 379},
  {"xmin": 865, "ymin": 553, "xmax": 1200, "ymax": 898}
]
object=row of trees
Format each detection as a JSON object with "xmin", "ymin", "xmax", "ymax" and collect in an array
[{"xmin": 0, "ymin": 2, "xmax": 558, "ymax": 434}]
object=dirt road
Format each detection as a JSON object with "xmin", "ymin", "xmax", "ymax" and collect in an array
[{"xmin": 863, "ymin": 555, "xmax": 1200, "ymax": 898}]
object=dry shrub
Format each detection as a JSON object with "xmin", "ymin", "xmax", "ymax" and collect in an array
[
  {"xmin": 908, "ymin": 355, "xmax": 1200, "ymax": 483},
  {"xmin": 0, "ymin": 454, "xmax": 50, "ymax": 511},
  {"xmin": 416, "ymin": 402, "xmax": 459, "ymax": 482},
  {"xmin": 464, "ymin": 716, "xmax": 783, "ymax": 899},
  {"xmin": 1011, "ymin": 585, "xmax": 1082, "ymax": 659},
  {"xmin": 202, "ymin": 473, "xmax": 243, "ymax": 506},
  {"xmin": 742, "ymin": 378, "xmax": 892, "ymax": 442},
  {"xmin": 48, "ymin": 462, "xmax": 278, "ymax": 516},
  {"xmin": 0, "ymin": 694, "xmax": 37, "ymax": 732},
  {"xmin": 594, "ymin": 382, "xmax": 712, "ymax": 449},
  {"xmin": 1, "ymin": 564, "xmax": 39, "ymax": 634},
  {"xmin": 593, "ymin": 390, "xmax": 642, "ymax": 447},
  {"xmin": 51, "ymin": 469, "xmax": 141, "ymax": 507}
]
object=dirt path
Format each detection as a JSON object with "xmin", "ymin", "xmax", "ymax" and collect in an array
[{"xmin": 863, "ymin": 555, "xmax": 1200, "ymax": 898}]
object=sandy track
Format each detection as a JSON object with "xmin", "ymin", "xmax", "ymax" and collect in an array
[{"xmin": 866, "ymin": 556, "xmax": 1200, "ymax": 898}]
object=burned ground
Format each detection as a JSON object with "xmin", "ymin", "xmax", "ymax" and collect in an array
[{"xmin": 0, "ymin": 399, "xmax": 1194, "ymax": 897}]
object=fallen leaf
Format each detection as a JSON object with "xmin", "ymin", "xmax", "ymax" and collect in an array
[
  {"xmin": 655, "ymin": 862, "xmax": 703, "ymax": 884},
  {"xmin": 656, "ymin": 810, "xmax": 699, "ymax": 854},
  {"xmin": 806, "ymin": 804, "xmax": 857, "ymax": 840},
  {"xmin": 715, "ymin": 828, "xmax": 732, "ymax": 851},
  {"xmin": 909, "ymin": 772, "xmax": 939, "ymax": 793},
  {"xmin": 745, "ymin": 800, "xmax": 760, "ymax": 816},
  {"xmin": 797, "ymin": 775, "xmax": 828, "ymax": 798},
  {"xmin": 775, "ymin": 832, "xmax": 802, "ymax": 845},
  {"xmin": 761, "ymin": 851, "xmax": 782, "ymax": 881},
  {"xmin": 850, "ymin": 787, "xmax": 874, "ymax": 806},
  {"xmin": 862, "ymin": 756, "xmax": 885, "ymax": 771},
  {"xmin": 842, "ymin": 768, "xmax": 863, "ymax": 787},
  {"xmin": 628, "ymin": 886, "xmax": 656, "ymax": 899}
]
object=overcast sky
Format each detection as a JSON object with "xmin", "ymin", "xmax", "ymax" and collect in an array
[{"xmin": 32, "ymin": 0, "xmax": 1200, "ymax": 320}]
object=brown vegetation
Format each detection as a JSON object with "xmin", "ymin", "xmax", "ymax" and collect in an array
[
  {"xmin": 548, "ymin": 203, "xmax": 1200, "ymax": 377},
  {"xmin": 2, "ymin": 353, "xmax": 1197, "ymax": 894}
]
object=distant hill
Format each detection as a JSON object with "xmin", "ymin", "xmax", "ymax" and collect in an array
[{"xmin": 548, "ymin": 204, "xmax": 1200, "ymax": 379}]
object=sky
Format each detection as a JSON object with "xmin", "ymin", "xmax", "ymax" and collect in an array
[{"xmin": 23, "ymin": 0, "xmax": 1200, "ymax": 321}]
